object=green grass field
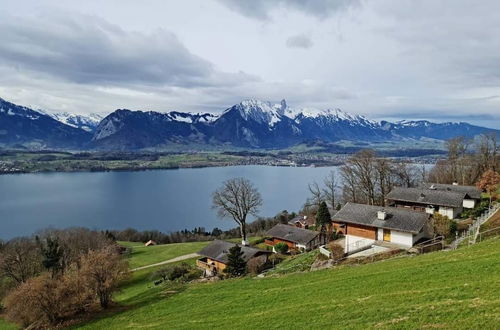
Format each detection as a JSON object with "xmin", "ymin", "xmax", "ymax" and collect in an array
[
  {"xmin": 73, "ymin": 236, "xmax": 500, "ymax": 329},
  {"xmin": 120, "ymin": 241, "xmax": 211, "ymax": 269}
]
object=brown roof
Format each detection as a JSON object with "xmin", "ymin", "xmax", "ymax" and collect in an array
[{"xmin": 266, "ymin": 224, "xmax": 320, "ymax": 245}]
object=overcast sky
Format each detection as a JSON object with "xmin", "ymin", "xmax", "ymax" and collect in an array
[{"xmin": 0, "ymin": 0, "xmax": 499, "ymax": 128}]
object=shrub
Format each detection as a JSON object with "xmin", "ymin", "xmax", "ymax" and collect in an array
[
  {"xmin": 4, "ymin": 271, "xmax": 94, "ymax": 328},
  {"xmin": 449, "ymin": 221, "xmax": 458, "ymax": 235},
  {"xmin": 329, "ymin": 242, "xmax": 344, "ymax": 261},
  {"xmin": 274, "ymin": 242, "xmax": 289, "ymax": 254},
  {"xmin": 247, "ymin": 256, "xmax": 268, "ymax": 274}
]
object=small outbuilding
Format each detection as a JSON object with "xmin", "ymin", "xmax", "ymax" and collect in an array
[
  {"xmin": 144, "ymin": 240, "xmax": 157, "ymax": 246},
  {"xmin": 265, "ymin": 224, "xmax": 326, "ymax": 252}
]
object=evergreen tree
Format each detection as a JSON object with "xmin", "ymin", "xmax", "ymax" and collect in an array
[
  {"xmin": 316, "ymin": 201, "xmax": 332, "ymax": 233},
  {"xmin": 41, "ymin": 237, "xmax": 64, "ymax": 277},
  {"xmin": 224, "ymin": 245, "xmax": 247, "ymax": 277}
]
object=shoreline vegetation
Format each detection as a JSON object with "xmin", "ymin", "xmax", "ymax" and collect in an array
[{"xmin": 0, "ymin": 149, "xmax": 439, "ymax": 175}]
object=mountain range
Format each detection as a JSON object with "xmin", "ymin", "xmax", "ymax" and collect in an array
[{"xmin": 0, "ymin": 97, "xmax": 497, "ymax": 151}]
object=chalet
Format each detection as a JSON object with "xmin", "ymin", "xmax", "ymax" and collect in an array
[
  {"xmin": 421, "ymin": 183, "xmax": 481, "ymax": 208},
  {"xmin": 196, "ymin": 240, "xmax": 271, "ymax": 276},
  {"xmin": 265, "ymin": 224, "xmax": 326, "ymax": 252},
  {"xmin": 386, "ymin": 187, "xmax": 469, "ymax": 219},
  {"xmin": 288, "ymin": 214, "xmax": 315, "ymax": 229},
  {"xmin": 333, "ymin": 202, "xmax": 431, "ymax": 253}
]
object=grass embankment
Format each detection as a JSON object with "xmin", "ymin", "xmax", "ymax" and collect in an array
[{"xmin": 76, "ymin": 236, "xmax": 500, "ymax": 329}]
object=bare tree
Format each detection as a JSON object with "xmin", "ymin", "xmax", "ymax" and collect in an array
[
  {"xmin": 308, "ymin": 182, "xmax": 323, "ymax": 207},
  {"xmin": 322, "ymin": 171, "xmax": 337, "ymax": 210},
  {"xmin": 0, "ymin": 238, "xmax": 42, "ymax": 284},
  {"xmin": 212, "ymin": 178, "xmax": 262, "ymax": 245}
]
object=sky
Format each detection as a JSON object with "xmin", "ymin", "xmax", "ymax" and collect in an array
[{"xmin": 0, "ymin": 0, "xmax": 499, "ymax": 128}]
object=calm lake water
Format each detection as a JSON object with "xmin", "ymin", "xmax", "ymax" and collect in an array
[{"xmin": 0, "ymin": 166, "xmax": 340, "ymax": 239}]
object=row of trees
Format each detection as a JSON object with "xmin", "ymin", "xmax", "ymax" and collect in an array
[
  {"xmin": 0, "ymin": 228, "xmax": 128, "ymax": 328},
  {"xmin": 428, "ymin": 133, "xmax": 498, "ymax": 185}
]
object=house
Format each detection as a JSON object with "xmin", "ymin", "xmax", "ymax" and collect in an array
[
  {"xmin": 288, "ymin": 214, "xmax": 315, "ymax": 229},
  {"xmin": 333, "ymin": 202, "xmax": 431, "ymax": 253},
  {"xmin": 386, "ymin": 187, "xmax": 469, "ymax": 219},
  {"xmin": 265, "ymin": 224, "xmax": 326, "ymax": 252},
  {"xmin": 144, "ymin": 240, "xmax": 157, "ymax": 246},
  {"xmin": 421, "ymin": 183, "xmax": 481, "ymax": 208},
  {"xmin": 196, "ymin": 240, "xmax": 271, "ymax": 276}
]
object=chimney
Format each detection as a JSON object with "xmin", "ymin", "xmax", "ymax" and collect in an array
[
  {"xmin": 303, "ymin": 215, "xmax": 307, "ymax": 220},
  {"xmin": 377, "ymin": 210, "xmax": 387, "ymax": 220}
]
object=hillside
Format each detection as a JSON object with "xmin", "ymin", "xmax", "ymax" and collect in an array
[{"xmin": 74, "ymin": 237, "xmax": 500, "ymax": 329}]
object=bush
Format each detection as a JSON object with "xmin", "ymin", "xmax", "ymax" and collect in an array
[
  {"xmin": 449, "ymin": 221, "xmax": 458, "ymax": 235},
  {"xmin": 4, "ymin": 271, "xmax": 94, "ymax": 328},
  {"xmin": 328, "ymin": 242, "xmax": 344, "ymax": 261},
  {"xmin": 247, "ymin": 256, "xmax": 268, "ymax": 274},
  {"xmin": 274, "ymin": 242, "xmax": 289, "ymax": 254},
  {"xmin": 152, "ymin": 263, "xmax": 191, "ymax": 282}
]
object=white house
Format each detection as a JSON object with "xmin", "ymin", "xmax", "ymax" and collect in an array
[{"xmin": 333, "ymin": 203, "xmax": 431, "ymax": 254}]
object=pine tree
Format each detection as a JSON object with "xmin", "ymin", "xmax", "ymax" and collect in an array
[
  {"xmin": 41, "ymin": 237, "xmax": 64, "ymax": 277},
  {"xmin": 316, "ymin": 201, "xmax": 332, "ymax": 233},
  {"xmin": 224, "ymin": 245, "xmax": 247, "ymax": 277}
]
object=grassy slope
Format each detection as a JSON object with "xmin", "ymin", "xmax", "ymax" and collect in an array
[
  {"xmin": 77, "ymin": 237, "xmax": 500, "ymax": 329},
  {"xmin": 120, "ymin": 237, "xmax": 262, "ymax": 269},
  {"xmin": 120, "ymin": 241, "xmax": 211, "ymax": 269}
]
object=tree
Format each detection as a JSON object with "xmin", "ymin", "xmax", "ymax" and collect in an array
[
  {"xmin": 432, "ymin": 213, "xmax": 451, "ymax": 238},
  {"xmin": 39, "ymin": 237, "xmax": 64, "ymax": 277},
  {"xmin": 224, "ymin": 245, "xmax": 247, "ymax": 277},
  {"xmin": 79, "ymin": 247, "xmax": 129, "ymax": 308},
  {"xmin": 212, "ymin": 178, "xmax": 262, "ymax": 245},
  {"xmin": 0, "ymin": 238, "xmax": 42, "ymax": 284},
  {"xmin": 322, "ymin": 171, "xmax": 337, "ymax": 210},
  {"xmin": 316, "ymin": 201, "xmax": 331, "ymax": 234},
  {"xmin": 274, "ymin": 242, "xmax": 289, "ymax": 254},
  {"xmin": 476, "ymin": 169, "xmax": 500, "ymax": 206}
]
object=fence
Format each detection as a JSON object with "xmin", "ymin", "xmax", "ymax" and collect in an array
[{"xmin": 451, "ymin": 202, "xmax": 500, "ymax": 249}]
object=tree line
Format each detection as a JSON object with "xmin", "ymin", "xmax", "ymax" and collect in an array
[{"xmin": 0, "ymin": 228, "xmax": 127, "ymax": 328}]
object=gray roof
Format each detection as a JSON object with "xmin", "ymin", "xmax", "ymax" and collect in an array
[
  {"xmin": 386, "ymin": 187, "xmax": 466, "ymax": 208},
  {"xmin": 333, "ymin": 202, "xmax": 429, "ymax": 234},
  {"xmin": 266, "ymin": 224, "xmax": 320, "ymax": 244},
  {"xmin": 197, "ymin": 240, "xmax": 270, "ymax": 264},
  {"xmin": 423, "ymin": 183, "xmax": 481, "ymax": 200},
  {"xmin": 288, "ymin": 215, "xmax": 315, "ymax": 226}
]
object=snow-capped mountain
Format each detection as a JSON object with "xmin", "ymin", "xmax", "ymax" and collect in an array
[
  {"xmin": 0, "ymin": 98, "xmax": 91, "ymax": 148},
  {"xmin": 1, "ymin": 97, "xmax": 497, "ymax": 150},
  {"xmin": 41, "ymin": 112, "xmax": 104, "ymax": 132}
]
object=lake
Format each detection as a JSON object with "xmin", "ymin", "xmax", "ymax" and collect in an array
[{"xmin": 0, "ymin": 166, "xmax": 341, "ymax": 239}]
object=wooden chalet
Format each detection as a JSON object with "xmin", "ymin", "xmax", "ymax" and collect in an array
[
  {"xmin": 333, "ymin": 202, "xmax": 431, "ymax": 253},
  {"xmin": 265, "ymin": 224, "xmax": 326, "ymax": 252},
  {"xmin": 196, "ymin": 240, "xmax": 271, "ymax": 276}
]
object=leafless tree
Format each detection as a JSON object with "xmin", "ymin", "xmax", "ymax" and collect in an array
[
  {"xmin": 308, "ymin": 182, "xmax": 323, "ymax": 206},
  {"xmin": 0, "ymin": 238, "xmax": 42, "ymax": 284},
  {"xmin": 322, "ymin": 171, "xmax": 337, "ymax": 210},
  {"xmin": 212, "ymin": 178, "xmax": 262, "ymax": 245}
]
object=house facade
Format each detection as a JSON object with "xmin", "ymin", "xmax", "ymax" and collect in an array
[
  {"xmin": 196, "ymin": 240, "xmax": 271, "ymax": 276},
  {"xmin": 386, "ymin": 187, "xmax": 469, "ymax": 219},
  {"xmin": 421, "ymin": 183, "xmax": 481, "ymax": 209},
  {"xmin": 265, "ymin": 224, "xmax": 326, "ymax": 251},
  {"xmin": 333, "ymin": 202, "xmax": 431, "ymax": 253}
]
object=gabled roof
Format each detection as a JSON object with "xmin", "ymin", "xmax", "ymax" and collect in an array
[
  {"xmin": 386, "ymin": 187, "xmax": 466, "ymax": 208},
  {"xmin": 266, "ymin": 224, "xmax": 320, "ymax": 245},
  {"xmin": 288, "ymin": 215, "xmax": 315, "ymax": 226},
  {"xmin": 423, "ymin": 183, "xmax": 481, "ymax": 200},
  {"xmin": 333, "ymin": 202, "xmax": 429, "ymax": 234},
  {"xmin": 197, "ymin": 240, "xmax": 270, "ymax": 264}
]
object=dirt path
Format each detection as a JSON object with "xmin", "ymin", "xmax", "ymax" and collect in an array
[{"xmin": 132, "ymin": 253, "xmax": 199, "ymax": 272}]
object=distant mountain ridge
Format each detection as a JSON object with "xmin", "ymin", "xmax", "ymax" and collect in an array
[{"xmin": 0, "ymin": 97, "xmax": 498, "ymax": 150}]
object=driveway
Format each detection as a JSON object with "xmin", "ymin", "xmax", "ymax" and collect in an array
[{"xmin": 131, "ymin": 253, "xmax": 199, "ymax": 271}]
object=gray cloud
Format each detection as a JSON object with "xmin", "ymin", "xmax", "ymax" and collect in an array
[
  {"xmin": 0, "ymin": 13, "xmax": 257, "ymax": 88},
  {"xmin": 217, "ymin": 0, "xmax": 358, "ymax": 20},
  {"xmin": 286, "ymin": 34, "xmax": 313, "ymax": 49}
]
